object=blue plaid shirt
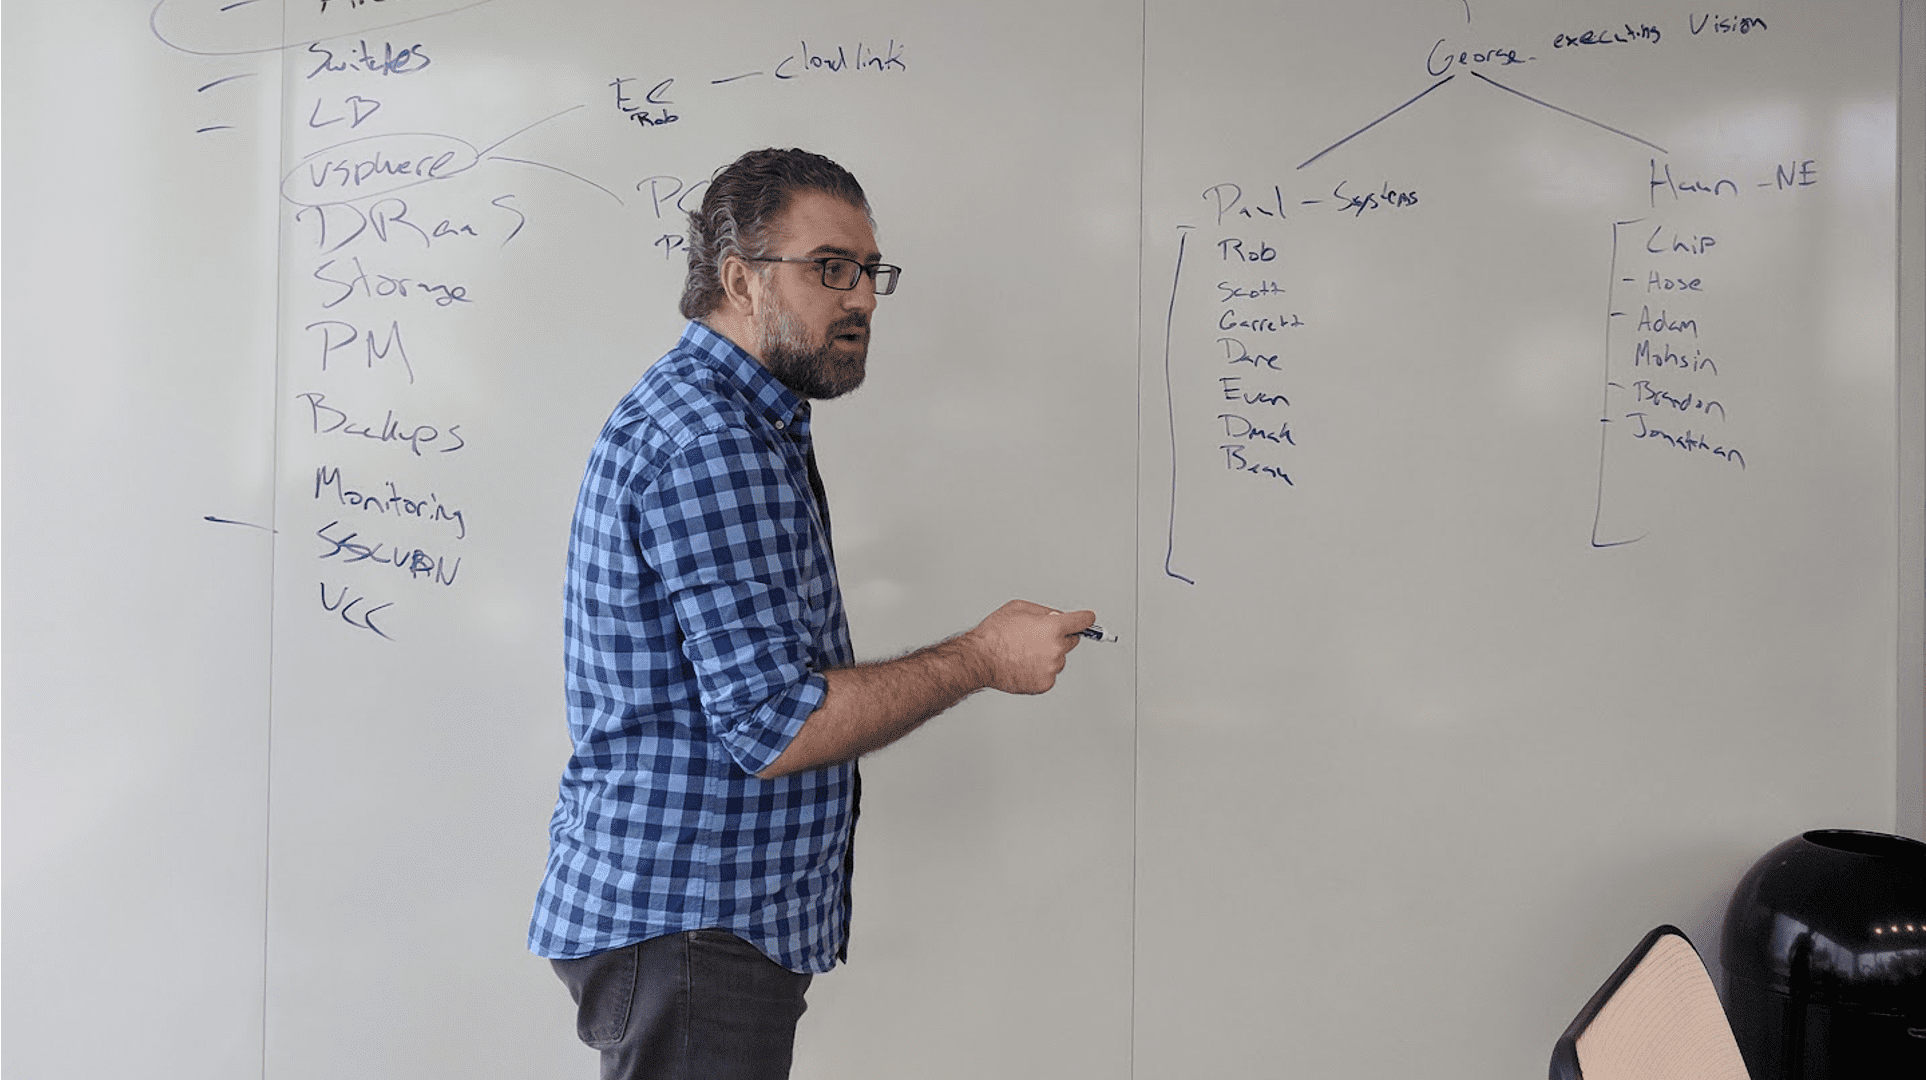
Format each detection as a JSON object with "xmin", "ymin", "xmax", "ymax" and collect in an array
[{"xmin": 530, "ymin": 322, "xmax": 858, "ymax": 974}]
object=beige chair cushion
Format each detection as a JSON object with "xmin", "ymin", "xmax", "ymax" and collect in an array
[{"xmin": 1573, "ymin": 932, "xmax": 1751, "ymax": 1080}]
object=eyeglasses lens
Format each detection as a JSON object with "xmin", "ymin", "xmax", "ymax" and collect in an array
[
  {"xmin": 821, "ymin": 259, "xmax": 860, "ymax": 290},
  {"xmin": 818, "ymin": 258, "xmax": 898, "ymax": 295}
]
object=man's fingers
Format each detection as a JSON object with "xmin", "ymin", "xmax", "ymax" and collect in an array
[
  {"xmin": 1048, "ymin": 609, "xmax": 1098, "ymax": 647},
  {"xmin": 978, "ymin": 602, "xmax": 1102, "ymax": 692}
]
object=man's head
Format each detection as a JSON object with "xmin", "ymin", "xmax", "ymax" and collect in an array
[{"xmin": 681, "ymin": 148, "xmax": 885, "ymax": 401}]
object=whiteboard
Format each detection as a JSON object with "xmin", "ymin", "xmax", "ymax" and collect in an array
[
  {"xmin": 1135, "ymin": 2, "xmax": 1905, "ymax": 1075},
  {"xmin": 2, "ymin": 2, "xmax": 1919, "ymax": 1079},
  {"xmin": 250, "ymin": 1, "xmax": 1140, "ymax": 1077}
]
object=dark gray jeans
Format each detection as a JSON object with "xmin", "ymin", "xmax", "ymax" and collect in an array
[{"xmin": 551, "ymin": 930, "xmax": 813, "ymax": 1080}]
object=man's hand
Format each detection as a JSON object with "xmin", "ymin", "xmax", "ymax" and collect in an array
[{"xmin": 960, "ymin": 600, "xmax": 1097, "ymax": 695}]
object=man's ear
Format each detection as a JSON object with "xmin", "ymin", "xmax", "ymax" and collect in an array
[{"xmin": 719, "ymin": 256, "xmax": 762, "ymax": 317}]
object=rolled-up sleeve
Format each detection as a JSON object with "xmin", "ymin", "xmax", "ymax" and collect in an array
[{"xmin": 637, "ymin": 426, "xmax": 828, "ymax": 776}]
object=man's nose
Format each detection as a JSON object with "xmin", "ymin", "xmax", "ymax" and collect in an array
[{"xmin": 843, "ymin": 276, "xmax": 878, "ymax": 314}]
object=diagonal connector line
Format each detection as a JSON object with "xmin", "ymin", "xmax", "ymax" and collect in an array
[
  {"xmin": 1468, "ymin": 70, "xmax": 1669, "ymax": 154},
  {"xmin": 1298, "ymin": 75, "xmax": 1455, "ymax": 169}
]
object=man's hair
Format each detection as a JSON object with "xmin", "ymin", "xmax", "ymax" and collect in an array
[{"xmin": 679, "ymin": 148, "xmax": 871, "ymax": 321}]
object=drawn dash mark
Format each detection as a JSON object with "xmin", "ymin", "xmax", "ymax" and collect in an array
[
  {"xmin": 205, "ymin": 515, "xmax": 276, "ymax": 532},
  {"xmin": 711, "ymin": 72, "xmax": 763, "ymax": 84},
  {"xmin": 196, "ymin": 125, "xmax": 237, "ymax": 133},
  {"xmin": 197, "ymin": 73, "xmax": 256, "ymax": 92}
]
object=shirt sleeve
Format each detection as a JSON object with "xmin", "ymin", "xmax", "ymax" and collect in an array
[{"xmin": 635, "ymin": 425, "xmax": 829, "ymax": 776}]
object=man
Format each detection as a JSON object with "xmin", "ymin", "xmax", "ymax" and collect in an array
[{"xmin": 529, "ymin": 147, "xmax": 1095, "ymax": 1080}]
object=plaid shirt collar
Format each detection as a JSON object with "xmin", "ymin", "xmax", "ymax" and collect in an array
[{"xmin": 683, "ymin": 320, "xmax": 812, "ymax": 439}]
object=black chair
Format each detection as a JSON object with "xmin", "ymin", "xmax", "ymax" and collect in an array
[{"xmin": 1552, "ymin": 925, "xmax": 1751, "ymax": 1080}]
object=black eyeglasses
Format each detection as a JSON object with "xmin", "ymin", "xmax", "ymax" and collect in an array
[{"xmin": 747, "ymin": 256, "xmax": 901, "ymax": 295}]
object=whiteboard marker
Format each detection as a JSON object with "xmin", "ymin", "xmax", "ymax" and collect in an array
[{"xmin": 1078, "ymin": 625, "xmax": 1119, "ymax": 643}]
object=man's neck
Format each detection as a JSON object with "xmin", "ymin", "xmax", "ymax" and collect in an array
[{"xmin": 699, "ymin": 313, "xmax": 766, "ymax": 368}]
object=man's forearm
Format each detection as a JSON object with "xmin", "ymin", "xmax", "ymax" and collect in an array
[
  {"xmin": 756, "ymin": 637, "xmax": 989, "ymax": 779},
  {"xmin": 753, "ymin": 600, "xmax": 1094, "ymax": 780}
]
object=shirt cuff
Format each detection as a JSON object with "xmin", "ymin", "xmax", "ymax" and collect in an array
[{"xmin": 717, "ymin": 669, "xmax": 828, "ymax": 776}]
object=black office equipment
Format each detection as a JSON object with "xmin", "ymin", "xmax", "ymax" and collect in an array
[{"xmin": 1722, "ymin": 829, "xmax": 1926, "ymax": 1079}]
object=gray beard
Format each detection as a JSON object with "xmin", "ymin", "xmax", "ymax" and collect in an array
[{"xmin": 756, "ymin": 303, "xmax": 868, "ymax": 401}]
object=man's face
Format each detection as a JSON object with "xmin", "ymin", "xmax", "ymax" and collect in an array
[{"xmin": 750, "ymin": 190, "xmax": 881, "ymax": 401}]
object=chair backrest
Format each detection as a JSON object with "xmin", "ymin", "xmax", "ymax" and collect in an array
[{"xmin": 1550, "ymin": 925, "xmax": 1752, "ymax": 1080}]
